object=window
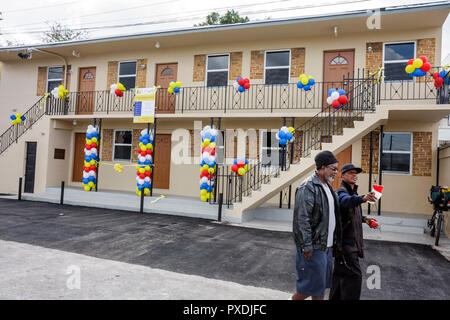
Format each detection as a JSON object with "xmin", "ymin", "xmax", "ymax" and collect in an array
[
  {"xmin": 383, "ymin": 42, "xmax": 415, "ymax": 82},
  {"xmin": 113, "ymin": 130, "xmax": 132, "ymax": 161},
  {"xmin": 118, "ymin": 61, "xmax": 137, "ymax": 90},
  {"xmin": 381, "ymin": 132, "xmax": 412, "ymax": 174},
  {"xmin": 265, "ymin": 50, "xmax": 290, "ymax": 85},
  {"xmin": 206, "ymin": 55, "xmax": 229, "ymax": 87},
  {"xmin": 260, "ymin": 130, "xmax": 281, "ymax": 167},
  {"xmin": 47, "ymin": 66, "xmax": 63, "ymax": 92},
  {"xmin": 330, "ymin": 56, "xmax": 348, "ymax": 65}
]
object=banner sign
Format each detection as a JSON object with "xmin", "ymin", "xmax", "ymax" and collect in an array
[{"xmin": 133, "ymin": 87, "xmax": 157, "ymax": 123}]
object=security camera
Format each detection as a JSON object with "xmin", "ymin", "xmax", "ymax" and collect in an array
[{"xmin": 18, "ymin": 52, "xmax": 31, "ymax": 59}]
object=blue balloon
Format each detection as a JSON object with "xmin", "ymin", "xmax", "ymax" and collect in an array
[
  {"xmin": 328, "ymin": 88, "xmax": 337, "ymax": 96},
  {"xmin": 210, "ymin": 136, "xmax": 216, "ymax": 143},
  {"xmin": 91, "ymin": 155, "xmax": 97, "ymax": 161},
  {"xmin": 144, "ymin": 182, "xmax": 151, "ymax": 189},
  {"xmin": 233, "ymin": 159, "xmax": 238, "ymax": 165},
  {"xmin": 82, "ymin": 178, "xmax": 89, "ymax": 184},
  {"xmin": 10, "ymin": 115, "xmax": 16, "ymax": 120},
  {"xmin": 173, "ymin": 87, "xmax": 180, "ymax": 93},
  {"xmin": 286, "ymin": 132, "xmax": 293, "ymax": 140},
  {"xmin": 278, "ymin": 131, "xmax": 286, "ymax": 140},
  {"xmin": 203, "ymin": 132, "xmax": 212, "ymax": 140},
  {"xmin": 338, "ymin": 89, "xmax": 346, "ymax": 96},
  {"xmin": 86, "ymin": 133, "xmax": 92, "ymax": 139},
  {"xmin": 238, "ymin": 86, "xmax": 245, "ymax": 92},
  {"xmin": 137, "ymin": 185, "xmax": 143, "ymax": 190},
  {"xmin": 200, "ymin": 183, "xmax": 208, "ymax": 190},
  {"xmin": 144, "ymin": 160, "xmax": 151, "ymax": 165},
  {"xmin": 279, "ymin": 138, "xmax": 287, "ymax": 146},
  {"xmin": 207, "ymin": 186, "xmax": 213, "ymax": 193},
  {"xmin": 88, "ymin": 176, "xmax": 95, "ymax": 182},
  {"xmin": 84, "ymin": 155, "xmax": 91, "ymax": 162},
  {"xmin": 143, "ymin": 139, "xmax": 149, "ymax": 145},
  {"xmin": 91, "ymin": 132, "xmax": 99, "ymax": 138},
  {"xmin": 236, "ymin": 76, "xmax": 242, "ymax": 82},
  {"xmin": 412, "ymin": 69, "xmax": 426, "ymax": 77},
  {"xmin": 21, "ymin": 116, "xmax": 26, "ymax": 121},
  {"xmin": 297, "ymin": 81, "xmax": 304, "ymax": 89},
  {"xmin": 408, "ymin": 72, "xmax": 414, "ymax": 77},
  {"xmin": 139, "ymin": 136, "xmax": 143, "ymax": 142},
  {"xmin": 144, "ymin": 134, "xmax": 150, "ymax": 140},
  {"xmin": 303, "ymin": 85, "xmax": 311, "ymax": 91},
  {"xmin": 439, "ymin": 70, "xmax": 447, "ymax": 78},
  {"xmin": 244, "ymin": 159, "xmax": 248, "ymax": 164},
  {"xmin": 308, "ymin": 78, "xmax": 315, "ymax": 86}
]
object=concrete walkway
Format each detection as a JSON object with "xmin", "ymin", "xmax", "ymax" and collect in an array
[{"xmin": 0, "ymin": 240, "xmax": 290, "ymax": 300}]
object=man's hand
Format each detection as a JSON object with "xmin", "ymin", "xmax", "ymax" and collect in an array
[
  {"xmin": 362, "ymin": 192, "xmax": 377, "ymax": 203},
  {"xmin": 364, "ymin": 217, "xmax": 379, "ymax": 228},
  {"xmin": 303, "ymin": 250, "xmax": 313, "ymax": 260}
]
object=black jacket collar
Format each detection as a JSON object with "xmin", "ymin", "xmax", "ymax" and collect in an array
[{"xmin": 341, "ymin": 180, "xmax": 358, "ymax": 195}]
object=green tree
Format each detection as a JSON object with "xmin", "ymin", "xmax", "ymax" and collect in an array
[
  {"xmin": 196, "ymin": 10, "xmax": 249, "ymax": 26},
  {"xmin": 41, "ymin": 22, "xmax": 89, "ymax": 43}
]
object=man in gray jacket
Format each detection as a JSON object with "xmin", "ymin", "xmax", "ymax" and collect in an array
[{"xmin": 291, "ymin": 151, "xmax": 342, "ymax": 300}]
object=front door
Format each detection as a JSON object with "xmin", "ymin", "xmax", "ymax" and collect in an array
[
  {"xmin": 155, "ymin": 63, "xmax": 178, "ymax": 113},
  {"xmin": 330, "ymin": 145, "xmax": 352, "ymax": 191},
  {"xmin": 77, "ymin": 67, "xmax": 96, "ymax": 114},
  {"xmin": 72, "ymin": 133, "xmax": 86, "ymax": 182},
  {"xmin": 323, "ymin": 50, "xmax": 354, "ymax": 110},
  {"xmin": 153, "ymin": 134, "xmax": 171, "ymax": 189},
  {"xmin": 24, "ymin": 142, "xmax": 37, "ymax": 193}
]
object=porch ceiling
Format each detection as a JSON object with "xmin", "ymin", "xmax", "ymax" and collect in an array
[{"xmin": 386, "ymin": 104, "xmax": 450, "ymax": 122}]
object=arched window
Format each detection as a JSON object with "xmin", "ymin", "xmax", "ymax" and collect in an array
[
  {"xmin": 330, "ymin": 56, "xmax": 348, "ymax": 65},
  {"xmin": 161, "ymin": 68, "xmax": 174, "ymax": 76},
  {"xmin": 83, "ymin": 72, "xmax": 94, "ymax": 79}
]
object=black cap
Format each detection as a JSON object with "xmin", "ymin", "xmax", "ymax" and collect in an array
[
  {"xmin": 315, "ymin": 151, "xmax": 338, "ymax": 170},
  {"xmin": 341, "ymin": 163, "xmax": 363, "ymax": 174}
]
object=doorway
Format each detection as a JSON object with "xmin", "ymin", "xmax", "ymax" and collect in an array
[
  {"xmin": 155, "ymin": 63, "xmax": 178, "ymax": 113},
  {"xmin": 330, "ymin": 145, "xmax": 352, "ymax": 191},
  {"xmin": 77, "ymin": 67, "xmax": 96, "ymax": 114},
  {"xmin": 24, "ymin": 142, "xmax": 37, "ymax": 193},
  {"xmin": 72, "ymin": 133, "xmax": 86, "ymax": 182},
  {"xmin": 153, "ymin": 134, "xmax": 171, "ymax": 189}
]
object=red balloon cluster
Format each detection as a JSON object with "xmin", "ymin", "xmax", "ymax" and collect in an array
[
  {"xmin": 433, "ymin": 72, "xmax": 445, "ymax": 88},
  {"xmin": 115, "ymin": 89, "xmax": 123, "ymax": 97},
  {"xmin": 137, "ymin": 147, "xmax": 153, "ymax": 158},
  {"xmin": 238, "ymin": 78, "xmax": 250, "ymax": 90}
]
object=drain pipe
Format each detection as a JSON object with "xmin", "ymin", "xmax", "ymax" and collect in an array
[{"xmin": 378, "ymin": 125, "xmax": 384, "ymax": 216}]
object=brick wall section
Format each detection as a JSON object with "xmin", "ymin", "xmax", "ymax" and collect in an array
[
  {"xmin": 365, "ymin": 42, "xmax": 383, "ymax": 76},
  {"xmin": 229, "ymin": 52, "xmax": 243, "ymax": 80},
  {"xmin": 412, "ymin": 132, "xmax": 432, "ymax": 176},
  {"xmin": 416, "ymin": 38, "xmax": 436, "ymax": 83},
  {"xmin": 64, "ymin": 65, "xmax": 71, "ymax": 91},
  {"xmin": 290, "ymin": 48, "xmax": 305, "ymax": 78},
  {"xmin": 131, "ymin": 129, "xmax": 141, "ymax": 162},
  {"xmin": 136, "ymin": 59, "xmax": 147, "ymax": 88},
  {"xmin": 193, "ymin": 55, "xmax": 206, "ymax": 82},
  {"xmin": 361, "ymin": 129, "xmax": 380, "ymax": 174},
  {"xmin": 250, "ymin": 50, "xmax": 264, "ymax": 79},
  {"xmin": 37, "ymin": 67, "xmax": 47, "ymax": 96},
  {"xmin": 107, "ymin": 61, "xmax": 119, "ymax": 90},
  {"xmin": 102, "ymin": 129, "xmax": 114, "ymax": 161}
]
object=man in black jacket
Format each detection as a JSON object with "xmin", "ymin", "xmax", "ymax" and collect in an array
[
  {"xmin": 329, "ymin": 163, "xmax": 378, "ymax": 300},
  {"xmin": 291, "ymin": 151, "xmax": 342, "ymax": 300}
]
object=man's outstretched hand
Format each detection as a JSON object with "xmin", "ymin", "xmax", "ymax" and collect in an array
[{"xmin": 362, "ymin": 192, "xmax": 377, "ymax": 203}]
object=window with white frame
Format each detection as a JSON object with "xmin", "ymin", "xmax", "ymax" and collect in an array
[
  {"xmin": 118, "ymin": 61, "xmax": 137, "ymax": 90},
  {"xmin": 380, "ymin": 132, "xmax": 412, "ymax": 174},
  {"xmin": 265, "ymin": 50, "xmax": 290, "ymax": 85},
  {"xmin": 114, "ymin": 130, "xmax": 132, "ymax": 161},
  {"xmin": 47, "ymin": 66, "xmax": 63, "ymax": 92},
  {"xmin": 260, "ymin": 130, "xmax": 281, "ymax": 167},
  {"xmin": 383, "ymin": 42, "xmax": 415, "ymax": 82},
  {"xmin": 206, "ymin": 54, "xmax": 229, "ymax": 87}
]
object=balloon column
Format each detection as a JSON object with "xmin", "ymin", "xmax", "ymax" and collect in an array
[
  {"xmin": 200, "ymin": 126, "xmax": 218, "ymax": 202},
  {"xmin": 327, "ymin": 89, "xmax": 348, "ymax": 109},
  {"xmin": 168, "ymin": 81, "xmax": 182, "ymax": 94},
  {"xmin": 10, "ymin": 113, "xmax": 25, "ymax": 125},
  {"xmin": 83, "ymin": 125, "xmax": 100, "ymax": 191},
  {"xmin": 276, "ymin": 126, "xmax": 295, "ymax": 146},
  {"xmin": 230, "ymin": 159, "xmax": 248, "ymax": 176},
  {"xmin": 433, "ymin": 70, "xmax": 450, "ymax": 88},
  {"xmin": 110, "ymin": 83, "xmax": 126, "ymax": 97},
  {"xmin": 297, "ymin": 74, "xmax": 315, "ymax": 91},
  {"xmin": 405, "ymin": 56, "xmax": 431, "ymax": 78},
  {"xmin": 51, "ymin": 85, "xmax": 68, "ymax": 99},
  {"xmin": 136, "ymin": 129, "xmax": 153, "ymax": 196},
  {"xmin": 233, "ymin": 77, "xmax": 250, "ymax": 92}
]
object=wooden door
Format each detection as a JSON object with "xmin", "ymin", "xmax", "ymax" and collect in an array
[
  {"xmin": 24, "ymin": 142, "xmax": 37, "ymax": 193},
  {"xmin": 323, "ymin": 50, "xmax": 354, "ymax": 111},
  {"xmin": 155, "ymin": 63, "xmax": 177, "ymax": 113},
  {"xmin": 153, "ymin": 134, "xmax": 171, "ymax": 189},
  {"xmin": 72, "ymin": 133, "xmax": 86, "ymax": 182},
  {"xmin": 77, "ymin": 67, "xmax": 96, "ymax": 114},
  {"xmin": 330, "ymin": 145, "xmax": 352, "ymax": 191}
]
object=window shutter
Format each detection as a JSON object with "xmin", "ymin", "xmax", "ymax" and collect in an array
[
  {"xmin": 101, "ymin": 129, "xmax": 114, "ymax": 161},
  {"xmin": 250, "ymin": 50, "xmax": 264, "ymax": 79},
  {"xmin": 107, "ymin": 61, "xmax": 119, "ymax": 90},
  {"xmin": 229, "ymin": 52, "xmax": 243, "ymax": 80},
  {"xmin": 193, "ymin": 55, "xmax": 206, "ymax": 82},
  {"xmin": 37, "ymin": 66, "xmax": 47, "ymax": 96}
]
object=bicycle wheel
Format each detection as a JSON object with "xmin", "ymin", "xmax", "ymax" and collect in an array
[
  {"xmin": 435, "ymin": 212, "xmax": 443, "ymax": 246},
  {"xmin": 429, "ymin": 211, "xmax": 436, "ymax": 237}
]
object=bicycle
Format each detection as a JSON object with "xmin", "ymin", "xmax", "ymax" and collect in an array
[{"xmin": 427, "ymin": 185, "xmax": 450, "ymax": 246}]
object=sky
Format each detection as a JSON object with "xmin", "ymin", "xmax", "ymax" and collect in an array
[{"xmin": 0, "ymin": 0, "xmax": 449, "ymax": 62}]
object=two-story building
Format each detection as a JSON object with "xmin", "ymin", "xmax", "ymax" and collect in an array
[{"xmin": 0, "ymin": 2, "xmax": 449, "ymax": 224}]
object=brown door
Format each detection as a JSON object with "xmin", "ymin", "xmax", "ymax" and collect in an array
[
  {"xmin": 153, "ymin": 134, "xmax": 171, "ymax": 189},
  {"xmin": 330, "ymin": 145, "xmax": 352, "ymax": 191},
  {"xmin": 323, "ymin": 50, "xmax": 354, "ymax": 111},
  {"xmin": 155, "ymin": 63, "xmax": 177, "ymax": 113},
  {"xmin": 77, "ymin": 67, "xmax": 96, "ymax": 114},
  {"xmin": 72, "ymin": 133, "xmax": 86, "ymax": 182}
]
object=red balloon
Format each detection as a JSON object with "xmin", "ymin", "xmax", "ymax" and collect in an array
[
  {"xmin": 84, "ymin": 167, "xmax": 90, "ymax": 172},
  {"xmin": 407, "ymin": 59, "xmax": 414, "ymax": 65},
  {"xmin": 433, "ymin": 72, "xmax": 439, "ymax": 79},
  {"xmin": 210, "ymin": 149, "xmax": 216, "ymax": 156},
  {"xmin": 86, "ymin": 144, "xmax": 92, "ymax": 150},
  {"xmin": 146, "ymin": 149, "xmax": 152, "ymax": 155},
  {"xmin": 145, "ymin": 170, "xmax": 151, "ymax": 177},
  {"xmin": 231, "ymin": 164, "xmax": 238, "ymax": 172},
  {"xmin": 338, "ymin": 95, "xmax": 348, "ymax": 105},
  {"xmin": 244, "ymin": 78, "xmax": 250, "ymax": 83},
  {"xmin": 137, "ymin": 148, "xmax": 142, "ymax": 154},
  {"xmin": 244, "ymin": 82, "xmax": 250, "ymax": 89},
  {"xmin": 421, "ymin": 62, "xmax": 431, "ymax": 72},
  {"xmin": 237, "ymin": 160, "xmax": 245, "ymax": 168},
  {"xmin": 91, "ymin": 143, "xmax": 97, "ymax": 148},
  {"xmin": 140, "ymin": 152, "xmax": 146, "ymax": 157},
  {"xmin": 139, "ymin": 173, "xmax": 145, "ymax": 179},
  {"xmin": 418, "ymin": 56, "xmax": 427, "ymax": 63},
  {"xmin": 331, "ymin": 99, "xmax": 340, "ymax": 109},
  {"xmin": 89, "ymin": 165, "xmax": 96, "ymax": 171},
  {"xmin": 115, "ymin": 89, "xmax": 123, "ymax": 97},
  {"xmin": 237, "ymin": 78, "xmax": 245, "ymax": 86}
]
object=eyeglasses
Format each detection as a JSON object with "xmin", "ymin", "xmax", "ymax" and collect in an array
[{"xmin": 326, "ymin": 165, "xmax": 338, "ymax": 172}]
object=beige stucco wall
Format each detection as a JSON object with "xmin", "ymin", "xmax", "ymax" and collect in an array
[{"xmin": 438, "ymin": 146, "xmax": 450, "ymax": 237}]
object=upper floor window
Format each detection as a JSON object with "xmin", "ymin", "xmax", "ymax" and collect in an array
[
  {"xmin": 118, "ymin": 61, "xmax": 137, "ymax": 90},
  {"xmin": 384, "ymin": 42, "xmax": 415, "ymax": 82},
  {"xmin": 381, "ymin": 132, "xmax": 412, "ymax": 174},
  {"xmin": 114, "ymin": 130, "xmax": 133, "ymax": 161},
  {"xmin": 47, "ymin": 66, "xmax": 63, "ymax": 92},
  {"xmin": 265, "ymin": 50, "xmax": 290, "ymax": 85},
  {"xmin": 206, "ymin": 55, "xmax": 229, "ymax": 87}
]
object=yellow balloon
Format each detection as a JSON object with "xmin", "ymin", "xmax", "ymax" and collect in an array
[
  {"xmin": 139, "ymin": 142, "xmax": 144, "ymax": 148},
  {"xmin": 91, "ymin": 137, "xmax": 98, "ymax": 143},
  {"xmin": 301, "ymin": 77, "xmax": 308, "ymax": 85},
  {"xmin": 405, "ymin": 64, "xmax": 415, "ymax": 74},
  {"xmin": 201, "ymin": 195, "xmax": 208, "ymax": 202},
  {"xmin": 88, "ymin": 181, "xmax": 94, "ymax": 187},
  {"xmin": 208, "ymin": 168, "xmax": 215, "ymax": 174},
  {"xmin": 144, "ymin": 188, "xmax": 150, "ymax": 195},
  {"xmin": 244, "ymin": 164, "xmax": 248, "ymax": 172},
  {"xmin": 413, "ymin": 58, "xmax": 423, "ymax": 69},
  {"xmin": 136, "ymin": 190, "xmax": 142, "ymax": 196},
  {"xmin": 89, "ymin": 159, "xmax": 96, "ymax": 165},
  {"xmin": 146, "ymin": 143, "xmax": 153, "ymax": 150},
  {"xmin": 238, "ymin": 167, "xmax": 246, "ymax": 176},
  {"xmin": 58, "ymin": 92, "xmax": 64, "ymax": 99},
  {"xmin": 168, "ymin": 87, "xmax": 174, "ymax": 94},
  {"xmin": 141, "ymin": 146, "xmax": 147, "ymax": 152},
  {"xmin": 209, "ymin": 142, "xmax": 216, "ymax": 149},
  {"xmin": 175, "ymin": 81, "xmax": 182, "ymax": 88},
  {"xmin": 144, "ymin": 165, "xmax": 150, "ymax": 171},
  {"xmin": 200, "ymin": 189, "xmax": 207, "ymax": 196},
  {"xmin": 288, "ymin": 126, "xmax": 295, "ymax": 134},
  {"xmin": 169, "ymin": 81, "xmax": 177, "ymax": 88},
  {"xmin": 298, "ymin": 74, "xmax": 306, "ymax": 81},
  {"xmin": 86, "ymin": 139, "xmax": 92, "ymax": 145},
  {"xmin": 117, "ymin": 83, "xmax": 126, "ymax": 92},
  {"xmin": 84, "ymin": 186, "xmax": 91, "ymax": 191},
  {"xmin": 139, "ymin": 168, "xmax": 146, "ymax": 174}
]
